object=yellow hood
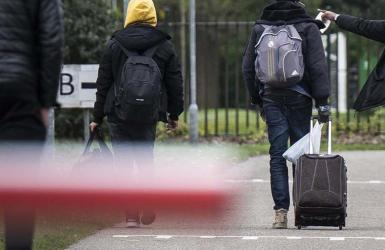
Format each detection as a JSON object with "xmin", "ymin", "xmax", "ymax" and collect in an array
[{"xmin": 124, "ymin": 0, "xmax": 157, "ymax": 28}]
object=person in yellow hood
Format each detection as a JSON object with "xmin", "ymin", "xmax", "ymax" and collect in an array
[
  {"xmin": 124, "ymin": 0, "xmax": 157, "ymax": 28},
  {"xmin": 90, "ymin": 0, "xmax": 184, "ymax": 228}
]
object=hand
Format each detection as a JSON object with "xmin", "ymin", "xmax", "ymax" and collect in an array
[
  {"xmin": 252, "ymin": 104, "xmax": 265, "ymax": 122},
  {"xmin": 320, "ymin": 10, "xmax": 338, "ymax": 22},
  {"xmin": 167, "ymin": 119, "xmax": 178, "ymax": 131},
  {"xmin": 40, "ymin": 108, "xmax": 49, "ymax": 128},
  {"xmin": 318, "ymin": 105, "xmax": 330, "ymax": 123},
  {"xmin": 89, "ymin": 122, "xmax": 99, "ymax": 132},
  {"xmin": 260, "ymin": 108, "xmax": 266, "ymax": 122}
]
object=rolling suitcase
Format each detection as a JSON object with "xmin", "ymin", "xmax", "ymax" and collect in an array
[{"xmin": 294, "ymin": 118, "xmax": 347, "ymax": 230}]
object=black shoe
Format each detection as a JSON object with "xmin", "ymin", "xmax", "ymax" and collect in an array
[{"xmin": 141, "ymin": 210, "xmax": 156, "ymax": 225}]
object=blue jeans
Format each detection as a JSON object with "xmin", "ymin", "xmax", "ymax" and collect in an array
[{"xmin": 263, "ymin": 94, "xmax": 312, "ymax": 211}]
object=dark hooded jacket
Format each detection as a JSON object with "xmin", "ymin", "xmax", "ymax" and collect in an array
[
  {"xmin": 336, "ymin": 15, "xmax": 385, "ymax": 111},
  {"xmin": 93, "ymin": 24, "xmax": 184, "ymax": 124},
  {"xmin": 242, "ymin": 1, "xmax": 330, "ymax": 107},
  {"xmin": 0, "ymin": 0, "xmax": 63, "ymax": 107}
]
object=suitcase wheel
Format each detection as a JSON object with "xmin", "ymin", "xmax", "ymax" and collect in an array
[
  {"xmin": 297, "ymin": 226, "xmax": 302, "ymax": 230},
  {"xmin": 339, "ymin": 225, "xmax": 343, "ymax": 230}
]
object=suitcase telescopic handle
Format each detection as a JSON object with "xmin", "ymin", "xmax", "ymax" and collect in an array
[{"xmin": 310, "ymin": 116, "xmax": 332, "ymax": 155}]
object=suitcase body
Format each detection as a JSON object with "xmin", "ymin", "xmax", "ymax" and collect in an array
[{"xmin": 294, "ymin": 119, "xmax": 347, "ymax": 230}]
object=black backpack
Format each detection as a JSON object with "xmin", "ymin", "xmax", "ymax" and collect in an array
[{"xmin": 113, "ymin": 39, "xmax": 163, "ymax": 124}]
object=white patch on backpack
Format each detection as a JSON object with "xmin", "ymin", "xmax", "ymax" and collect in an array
[
  {"xmin": 291, "ymin": 70, "xmax": 299, "ymax": 76},
  {"xmin": 136, "ymin": 99, "xmax": 145, "ymax": 102},
  {"xmin": 268, "ymin": 41, "xmax": 274, "ymax": 48}
]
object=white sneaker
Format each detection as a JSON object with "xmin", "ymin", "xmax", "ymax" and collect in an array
[
  {"xmin": 272, "ymin": 209, "xmax": 288, "ymax": 229},
  {"xmin": 126, "ymin": 219, "xmax": 140, "ymax": 228}
]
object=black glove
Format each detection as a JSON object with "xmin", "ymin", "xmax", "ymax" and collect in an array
[
  {"xmin": 251, "ymin": 96, "xmax": 265, "ymax": 122},
  {"xmin": 318, "ymin": 105, "xmax": 330, "ymax": 123}
]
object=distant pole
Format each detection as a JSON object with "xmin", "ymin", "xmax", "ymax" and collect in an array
[
  {"xmin": 123, "ymin": 0, "xmax": 129, "ymax": 19},
  {"xmin": 44, "ymin": 108, "xmax": 55, "ymax": 161},
  {"xmin": 47, "ymin": 108, "xmax": 55, "ymax": 147},
  {"xmin": 83, "ymin": 109, "xmax": 90, "ymax": 142},
  {"xmin": 189, "ymin": 0, "xmax": 199, "ymax": 143}
]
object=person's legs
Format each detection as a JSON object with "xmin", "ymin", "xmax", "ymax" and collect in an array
[
  {"xmin": 107, "ymin": 121, "xmax": 157, "ymax": 227},
  {"xmin": 286, "ymin": 95, "xmax": 313, "ymax": 179},
  {"xmin": 130, "ymin": 125, "xmax": 157, "ymax": 225},
  {"xmin": 4, "ymin": 207, "xmax": 35, "ymax": 250},
  {"xmin": 287, "ymin": 95, "xmax": 312, "ymax": 146},
  {"xmin": 108, "ymin": 121, "xmax": 140, "ymax": 227},
  {"xmin": 263, "ymin": 97, "xmax": 291, "ymax": 211},
  {"xmin": 131, "ymin": 125, "xmax": 156, "ymax": 170},
  {"xmin": 0, "ymin": 97, "xmax": 46, "ymax": 250}
]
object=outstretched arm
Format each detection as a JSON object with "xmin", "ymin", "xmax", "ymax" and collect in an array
[
  {"xmin": 164, "ymin": 42, "xmax": 184, "ymax": 122},
  {"xmin": 322, "ymin": 11, "xmax": 385, "ymax": 44},
  {"xmin": 93, "ymin": 41, "xmax": 114, "ymax": 125}
]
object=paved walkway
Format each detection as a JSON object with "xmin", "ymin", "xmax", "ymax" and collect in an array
[{"xmin": 67, "ymin": 151, "xmax": 385, "ymax": 250}]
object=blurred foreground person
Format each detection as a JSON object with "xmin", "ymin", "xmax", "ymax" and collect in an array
[
  {"xmin": 0, "ymin": 0, "xmax": 63, "ymax": 249},
  {"xmin": 90, "ymin": 0, "xmax": 184, "ymax": 227},
  {"xmin": 322, "ymin": 10, "xmax": 385, "ymax": 111},
  {"xmin": 242, "ymin": 0, "xmax": 330, "ymax": 229}
]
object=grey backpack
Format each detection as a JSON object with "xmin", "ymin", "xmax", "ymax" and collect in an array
[
  {"xmin": 113, "ymin": 39, "xmax": 163, "ymax": 124},
  {"xmin": 255, "ymin": 25, "xmax": 304, "ymax": 88}
]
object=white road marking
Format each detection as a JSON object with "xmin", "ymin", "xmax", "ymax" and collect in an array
[
  {"xmin": 155, "ymin": 235, "xmax": 173, "ymax": 239},
  {"xmin": 368, "ymin": 180, "xmax": 383, "ymax": 184},
  {"xmin": 287, "ymin": 236, "xmax": 302, "ymax": 240},
  {"xmin": 225, "ymin": 179, "xmax": 385, "ymax": 185},
  {"xmin": 242, "ymin": 236, "xmax": 259, "ymax": 240},
  {"xmin": 113, "ymin": 235, "xmax": 129, "ymax": 238},
  {"xmin": 330, "ymin": 237, "xmax": 345, "ymax": 241},
  {"xmin": 200, "ymin": 236, "xmax": 216, "ymax": 239},
  {"xmin": 112, "ymin": 235, "xmax": 385, "ymax": 241}
]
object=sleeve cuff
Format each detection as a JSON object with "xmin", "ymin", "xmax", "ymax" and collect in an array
[
  {"xmin": 93, "ymin": 116, "xmax": 103, "ymax": 124},
  {"xmin": 334, "ymin": 14, "xmax": 340, "ymax": 21},
  {"xmin": 169, "ymin": 114, "xmax": 179, "ymax": 121},
  {"xmin": 251, "ymin": 96, "xmax": 263, "ymax": 107},
  {"xmin": 315, "ymin": 98, "xmax": 329, "ymax": 108}
]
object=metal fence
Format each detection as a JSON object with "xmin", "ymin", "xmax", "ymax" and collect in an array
[{"xmin": 159, "ymin": 21, "xmax": 384, "ymax": 137}]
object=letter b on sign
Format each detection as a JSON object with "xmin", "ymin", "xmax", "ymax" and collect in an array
[{"xmin": 60, "ymin": 73, "xmax": 74, "ymax": 96}]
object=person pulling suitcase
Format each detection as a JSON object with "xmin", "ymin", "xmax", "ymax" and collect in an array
[{"xmin": 242, "ymin": 0, "xmax": 331, "ymax": 229}]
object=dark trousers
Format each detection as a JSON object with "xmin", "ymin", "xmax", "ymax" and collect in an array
[
  {"xmin": 263, "ymin": 94, "xmax": 312, "ymax": 211},
  {"xmin": 0, "ymin": 96, "xmax": 46, "ymax": 250},
  {"xmin": 107, "ymin": 121, "xmax": 157, "ymax": 169},
  {"xmin": 108, "ymin": 120, "xmax": 157, "ymax": 219}
]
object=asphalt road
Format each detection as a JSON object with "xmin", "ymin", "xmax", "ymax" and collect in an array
[{"xmin": 67, "ymin": 151, "xmax": 385, "ymax": 250}]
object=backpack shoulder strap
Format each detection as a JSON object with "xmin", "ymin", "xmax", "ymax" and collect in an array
[
  {"xmin": 143, "ymin": 41, "xmax": 167, "ymax": 58},
  {"xmin": 114, "ymin": 39, "xmax": 138, "ymax": 57},
  {"xmin": 286, "ymin": 25, "xmax": 302, "ymax": 40}
]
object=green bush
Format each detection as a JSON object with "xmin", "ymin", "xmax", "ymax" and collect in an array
[{"xmin": 63, "ymin": 0, "xmax": 121, "ymax": 64}]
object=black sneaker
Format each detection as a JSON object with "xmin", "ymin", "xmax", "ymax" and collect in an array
[{"xmin": 140, "ymin": 210, "xmax": 156, "ymax": 225}]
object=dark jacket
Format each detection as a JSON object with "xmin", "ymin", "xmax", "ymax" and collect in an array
[
  {"xmin": 336, "ymin": 15, "xmax": 385, "ymax": 111},
  {"xmin": 242, "ymin": 1, "xmax": 330, "ymax": 107},
  {"xmin": 93, "ymin": 24, "xmax": 184, "ymax": 124},
  {"xmin": 0, "ymin": 0, "xmax": 63, "ymax": 107}
]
